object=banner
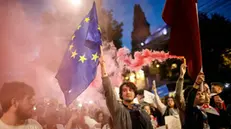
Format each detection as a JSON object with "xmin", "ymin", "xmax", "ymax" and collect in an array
[
  {"xmin": 164, "ymin": 115, "xmax": 181, "ymax": 129},
  {"xmin": 157, "ymin": 85, "xmax": 169, "ymax": 98}
]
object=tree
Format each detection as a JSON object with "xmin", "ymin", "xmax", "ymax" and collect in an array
[
  {"xmin": 98, "ymin": 8, "xmax": 124, "ymax": 49},
  {"xmin": 199, "ymin": 13, "xmax": 231, "ymax": 82},
  {"xmin": 221, "ymin": 49, "xmax": 231, "ymax": 68},
  {"xmin": 131, "ymin": 4, "xmax": 151, "ymax": 54}
]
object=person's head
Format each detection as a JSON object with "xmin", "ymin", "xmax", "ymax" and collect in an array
[
  {"xmin": 80, "ymin": 106, "xmax": 88, "ymax": 116},
  {"xmin": 211, "ymin": 82, "xmax": 223, "ymax": 94},
  {"xmin": 119, "ymin": 82, "xmax": 137, "ymax": 103},
  {"xmin": 0, "ymin": 82, "xmax": 35, "ymax": 120},
  {"xmin": 210, "ymin": 94, "xmax": 224, "ymax": 109},
  {"xmin": 142, "ymin": 104, "xmax": 151, "ymax": 115},
  {"xmin": 185, "ymin": 86, "xmax": 206, "ymax": 107},
  {"xmin": 136, "ymin": 89, "xmax": 144, "ymax": 102},
  {"xmin": 95, "ymin": 111, "xmax": 104, "ymax": 123},
  {"xmin": 193, "ymin": 89, "xmax": 206, "ymax": 106},
  {"xmin": 45, "ymin": 112, "xmax": 59, "ymax": 126},
  {"xmin": 213, "ymin": 95, "xmax": 223, "ymax": 105},
  {"xmin": 166, "ymin": 97, "xmax": 175, "ymax": 108},
  {"xmin": 190, "ymin": 73, "xmax": 209, "ymax": 106}
]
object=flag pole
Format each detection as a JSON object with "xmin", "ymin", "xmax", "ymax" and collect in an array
[
  {"xmin": 180, "ymin": 2, "xmax": 204, "ymax": 91},
  {"xmin": 195, "ymin": 2, "xmax": 203, "ymax": 72},
  {"xmin": 195, "ymin": 3, "xmax": 199, "ymax": 25},
  {"xmin": 195, "ymin": 2, "xmax": 204, "ymax": 92}
]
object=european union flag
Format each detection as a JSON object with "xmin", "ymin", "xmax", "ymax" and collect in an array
[{"xmin": 55, "ymin": 2, "xmax": 102, "ymax": 105}]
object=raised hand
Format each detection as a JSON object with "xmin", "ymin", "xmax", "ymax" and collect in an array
[
  {"xmin": 180, "ymin": 64, "xmax": 187, "ymax": 78},
  {"xmin": 69, "ymin": 112, "xmax": 78, "ymax": 121},
  {"xmin": 195, "ymin": 72, "xmax": 205, "ymax": 85},
  {"xmin": 203, "ymin": 83, "xmax": 210, "ymax": 94},
  {"xmin": 99, "ymin": 46, "xmax": 105, "ymax": 65},
  {"xmin": 99, "ymin": 46, "xmax": 108, "ymax": 77},
  {"xmin": 152, "ymin": 80, "xmax": 157, "ymax": 93}
]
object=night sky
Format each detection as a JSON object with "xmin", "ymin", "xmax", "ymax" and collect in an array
[
  {"xmin": 20, "ymin": 0, "xmax": 231, "ymax": 49},
  {"xmin": 104, "ymin": 0, "xmax": 231, "ymax": 49}
]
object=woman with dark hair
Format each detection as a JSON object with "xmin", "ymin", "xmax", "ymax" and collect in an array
[
  {"xmin": 95, "ymin": 111, "xmax": 104, "ymax": 124},
  {"xmin": 153, "ymin": 85, "xmax": 181, "ymax": 128},
  {"xmin": 95, "ymin": 111, "xmax": 108, "ymax": 129},
  {"xmin": 163, "ymin": 97, "xmax": 179, "ymax": 116},
  {"xmin": 153, "ymin": 87, "xmax": 179, "ymax": 117}
]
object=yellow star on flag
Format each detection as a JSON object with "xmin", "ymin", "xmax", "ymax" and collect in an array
[
  {"xmin": 97, "ymin": 25, "xmax": 101, "ymax": 32},
  {"xmin": 91, "ymin": 53, "xmax": 99, "ymax": 62},
  {"xmin": 72, "ymin": 35, "xmax": 75, "ymax": 40},
  {"xmin": 79, "ymin": 55, "xmax": 87, "ymax": 63},
  {"xmin": 77, "ymin": 25, "xmax": 81, "ymax": 30},
  {"xmin": 71, "ymin": 50, "xmax": 78, "ymax": 58},
  {"xmin": 85, "ymin": 17, "xmax": 90, "ymax": 23},
  {"xmin": 69, "ymin": 44, "xmax": 74, "ymax": 51}
]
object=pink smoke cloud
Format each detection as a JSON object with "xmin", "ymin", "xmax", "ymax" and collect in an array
[
  {"xmin": 0, "ymin": 1, "xmax": 181, "ymax": 110},
  {"xmin": 117, "ymin": 48, "xmax": 182, "ymax": 71}
]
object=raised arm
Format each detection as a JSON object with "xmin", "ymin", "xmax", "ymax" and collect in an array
[
  {"xmin": 152, "ymin": 84, "xmax": 167, "ymax": 115},
  {"xmin": 175, "ymin": 64, "xmax": 186, "ymax": 111},
  {"xmin": 100, "ymin": 47, "xmax": 120, "ymax": 117},
  {"xmin": 65, "ymin": 113, "xmax": 78, "ymax": 129}
]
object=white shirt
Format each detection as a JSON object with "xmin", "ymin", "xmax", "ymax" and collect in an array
[
  {"xmin": 84, "ymin": 116, "xmax": 100, "ymax": 129},
  {"xmin": 102, "ymin": 124, "xmax": 110, "ymax": 129},
  {"xmin": 0, "ymin": 119, "xmax": 42, "ymax": 129}
]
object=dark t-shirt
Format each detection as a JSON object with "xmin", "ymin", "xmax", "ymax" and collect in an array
[{"xmin": 124, "ymin": 104, "xmax": 152, "ymax": 129}]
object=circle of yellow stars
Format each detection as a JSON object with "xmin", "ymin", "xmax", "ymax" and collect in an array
[
  {"xmin": 75, "ymin": 17, "xmax": 101, "ymax": 32},
  {"xmin": 69, "ymin": 44, "xmax": 99, "ymax": 63},
  {"xmin": 67, "ymin": 16, "xmax": 101, "ymax": 63}
]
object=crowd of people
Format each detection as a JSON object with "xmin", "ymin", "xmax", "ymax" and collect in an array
[
  {"xmin": 0, "ymin": 82, "xmax": 112, "ymax": 129},
  {"xmin": 0, "ymin": 52, "xmax": 231, "ymax": 129}
]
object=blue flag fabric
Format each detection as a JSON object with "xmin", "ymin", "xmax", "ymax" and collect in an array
[
  {"xmin": 55, "ymin": 2, "xmax": 101, "ymax": 105},
  {"xmin": 157, "ymin": 85, "xmax": 169, "ymax": 98}
]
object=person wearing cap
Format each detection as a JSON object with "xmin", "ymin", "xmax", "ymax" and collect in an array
[
  {"xmin": 211, "ymin": 82, "xmax": 224, "ymax": 94},
  {"xmin": 211, "ymin": 82, "xmax": 231, "ymax": 106}
]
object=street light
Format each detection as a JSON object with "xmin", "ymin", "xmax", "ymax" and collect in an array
[
  {"xmin": 225, "ymin": 83, "xmax": 230, "ymax": 88},
  {"xmin": 33, "ymin": 106, "xmax": 37, "ymax": 111},
  {"xmin": 78, "ymin": 103, "xmax": 83, "ymax": 108},
  {"xmin": 156, "ymin": 64, "xmax": 160, "ymax": 68},
  {"xmin": 136, "ymin": 70, "xmax": 145, "ymax": 80},
  {"xmin": 162, "ymin": 28, "xmax": 167, "ymax": 35},
  {"xmin": 129, "ymin": 73, "xmax": 136, "ymax": 83},
  {"xmin": 89, "ymin": 100, "xmax": 94, "ymax": 104},
  {"xmin": 70, "ymin": 0, "xmax": 82, "ymax": 6},
  {"xmin": 171, "ymin": 63, "xmax": 177, "ymax": 69}
]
